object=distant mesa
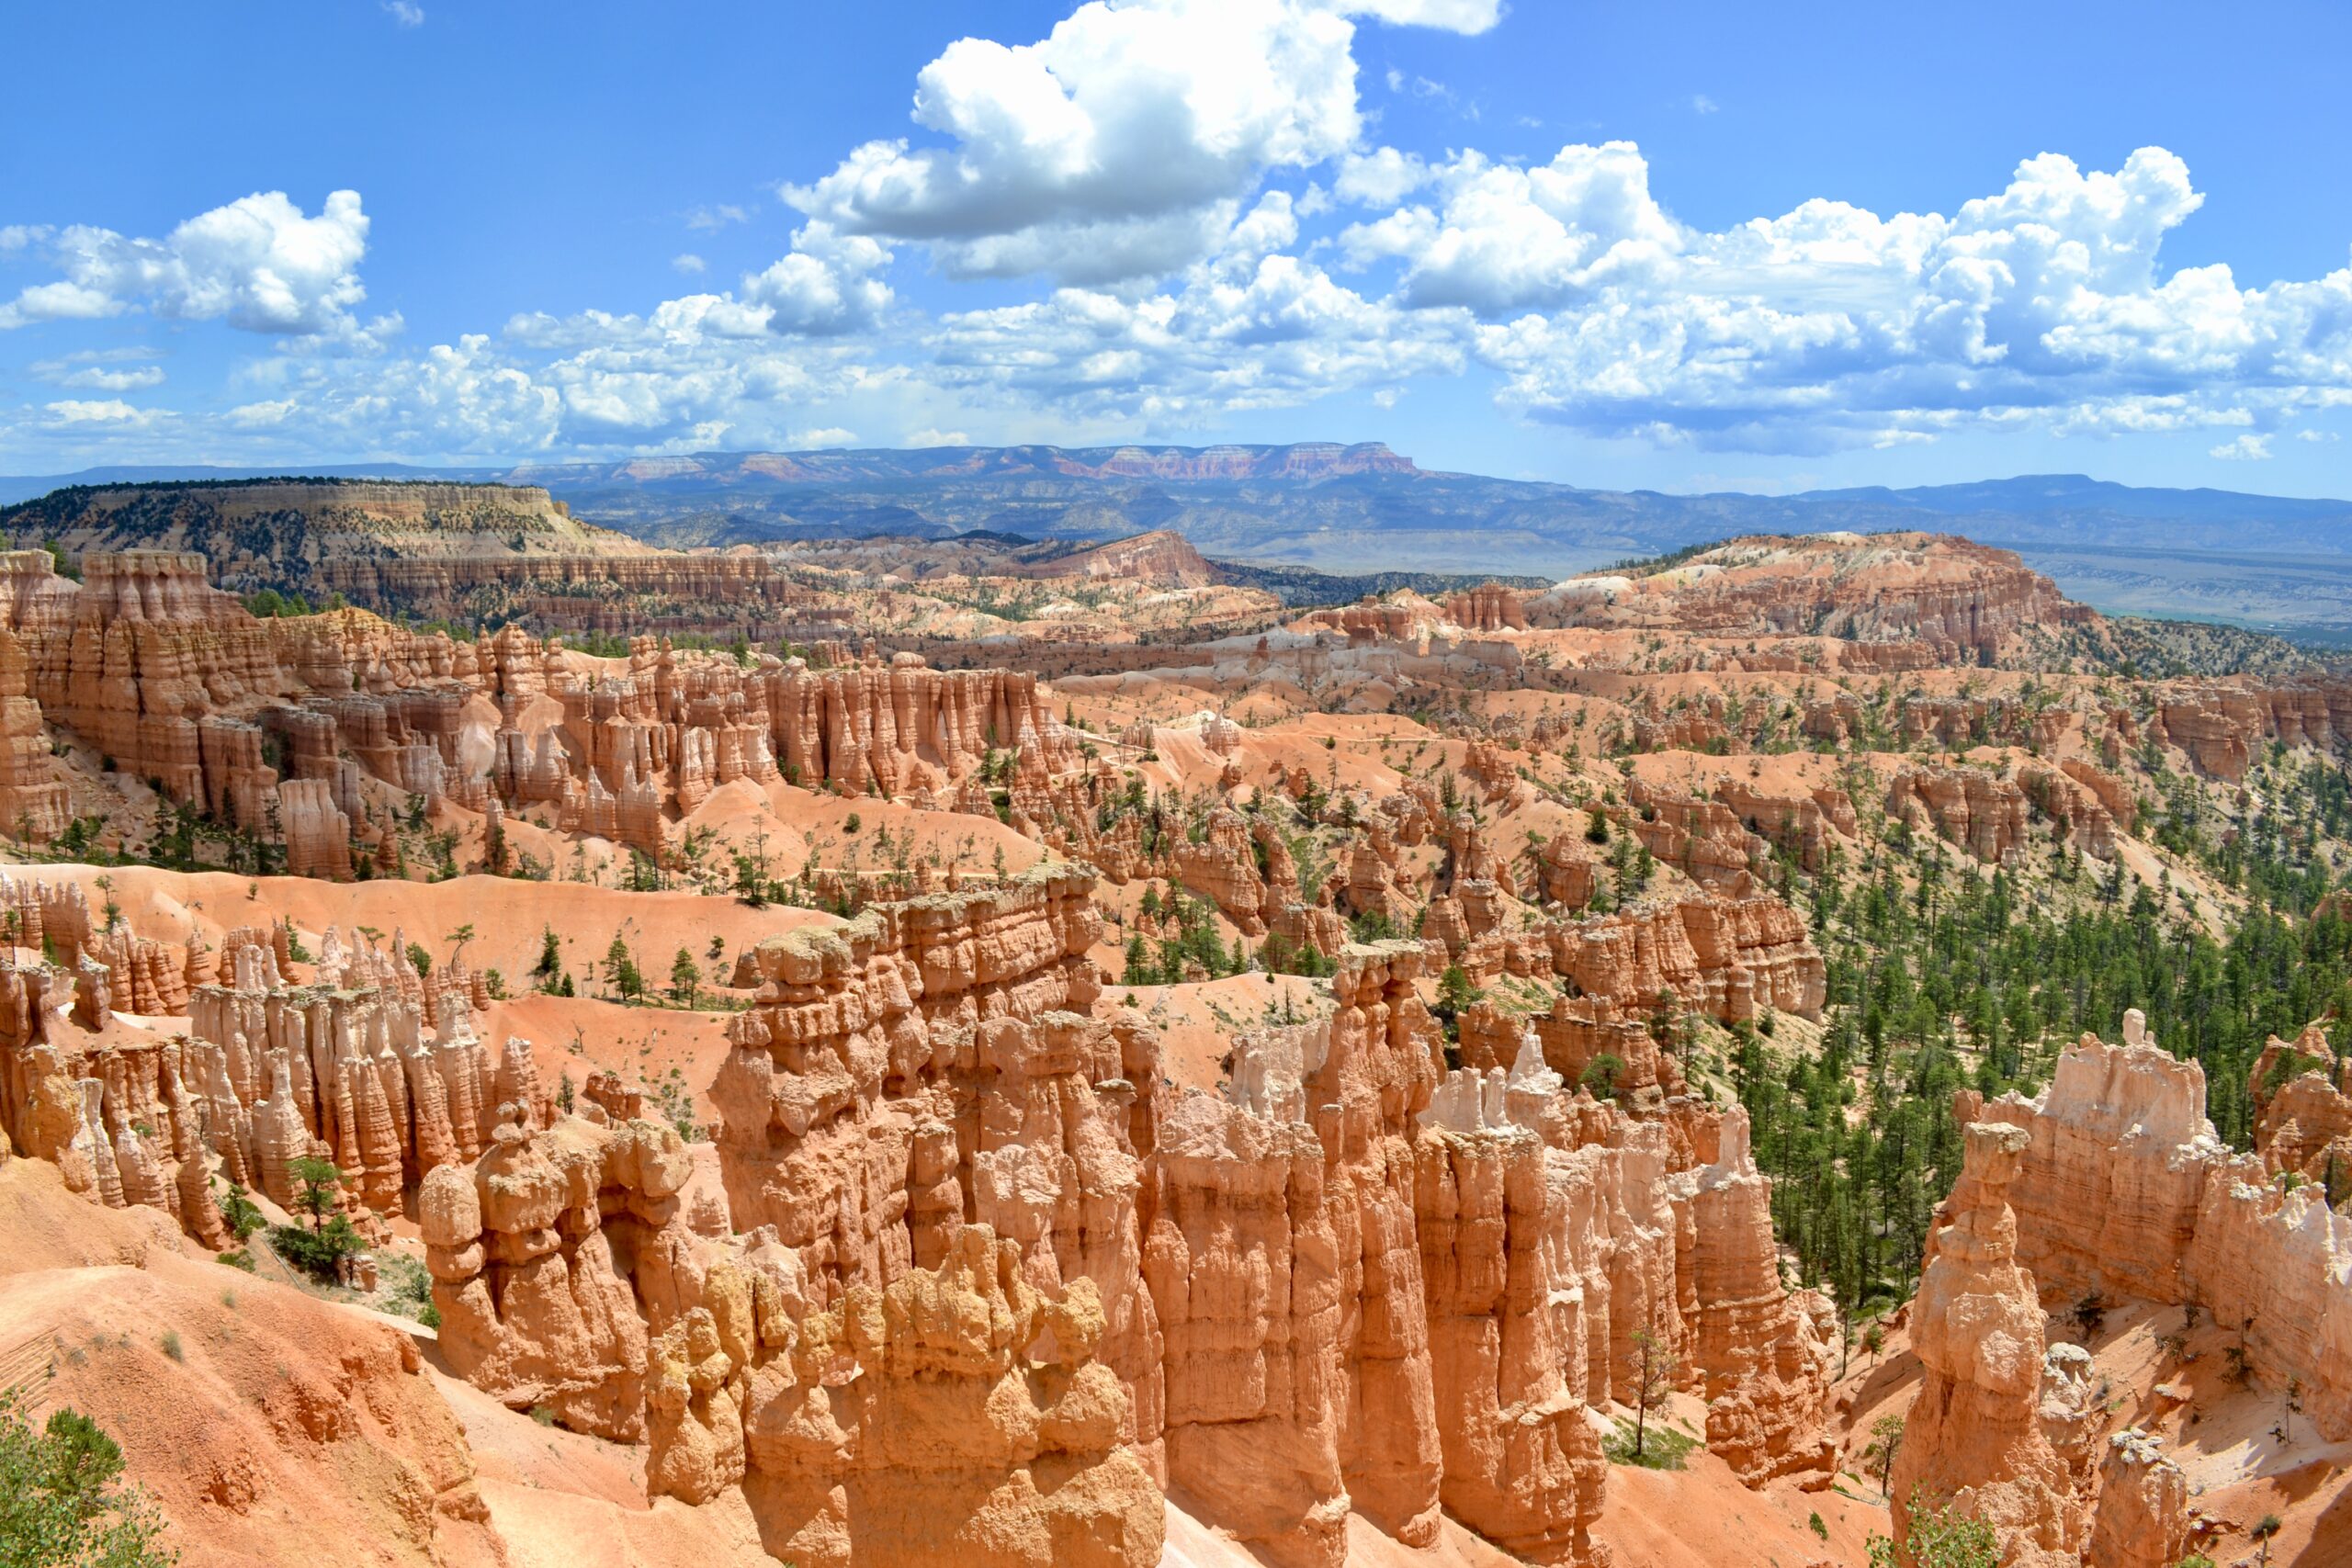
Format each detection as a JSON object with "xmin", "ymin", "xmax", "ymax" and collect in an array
[
  {"xmin": 9, "ymin": 452, "xmax": 2352, "ymax": 634},
  {"xmin": 508, "ymin": 439, "xmax": 1424, "ymax": 488}
]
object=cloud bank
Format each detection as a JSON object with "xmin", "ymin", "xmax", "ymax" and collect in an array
[{"xmin": 4, "ymin": 0, "xmax": 2348, "ymax": 466}]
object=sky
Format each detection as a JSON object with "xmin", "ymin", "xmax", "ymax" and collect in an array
[{"xmin": 5, "ymin": 0, "xmax": 2351, "ymax": 496}]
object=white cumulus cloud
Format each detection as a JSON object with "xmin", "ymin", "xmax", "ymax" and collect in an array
[
  {"xmin": 1348, "ymin": 141, "xmax": 2352, "ymax": 451},
  {"xmin": 10, "ymin": 3, "xmax": 2352, "ymax": 473},
  {"xmin": 0, "ymin": 190, "xmax": 371, "ymax": 336},
  {"xmin": 741, "ymin": 223, "xmax": 895, "ymax": 335},
  {"xmin": 1343, "ymin": 142, "xmax": 1682, "ymax": 310},
  {"xmin": 1330, "ymin": 0, "xmax": 1501, "ymax": 32},
  {"xmin": 1335, "ymin": 147, "xmax": 1431, "ymax": 207},
  {"xmin": 786, "ymin": 0, "xmax": 1367, "ymax": 283},
  {"xmin": 42, "ymin": 398, "xmax": 158, "ymax": 426}
]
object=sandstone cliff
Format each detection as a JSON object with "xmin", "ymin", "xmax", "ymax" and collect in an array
[
  {"xmin": 1960, "ymin": 1010, "xmax": 2352, "ymax": 1444},
  {"xmin": 1890, "ymin": 1121, "xmax": 2085, "ymax": 1567}
]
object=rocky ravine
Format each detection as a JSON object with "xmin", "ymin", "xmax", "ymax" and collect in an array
[
  {"xmin": 0, "ymin": 863, "xmax": 1846, "ymax": 1566},
  {"xmin": 1860, "ymin": 1010, "xmax": 2352, "ymax": 1568},
  {"xmin": 0, "ymin": 529, "xmax": 2349, "ymax": 1566}
]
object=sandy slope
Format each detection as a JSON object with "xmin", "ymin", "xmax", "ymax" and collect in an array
[{"xmin": 9, "ymin": 861, "xmax": 838, "ymax": 1001}]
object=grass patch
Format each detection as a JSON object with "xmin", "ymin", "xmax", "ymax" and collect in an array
[
  {"xmin": 382, "ymin": 1254, "xmax": 437, "ymax": 1325},
  {"xmin": 1602, "ymin": 1417, "xmax": 1700, "ymax": 1471}
]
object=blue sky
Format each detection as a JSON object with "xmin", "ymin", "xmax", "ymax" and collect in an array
[{"xmin": 5, "ymin": 0, "xmax": 2350, "ymax": 495}]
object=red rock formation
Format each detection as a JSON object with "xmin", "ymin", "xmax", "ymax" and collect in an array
[
  {"xmin": 2060, "ymin": 759, "xmax": 2138, "ymax": 836},
  {"xmin": 2135, "ymin": 675, "xmax": 2352, "ymax": 783},
  {"xmin": 79, "ymin": 549, "xmax": 246, "ymax": 626},
  {"xmin": 0, "ymin": 629, "xmax": 68, "ymax": 840},
  {"xmin": 1627, "ymin": 781, "xmax": 1763, "ymax": 892},
  {"xmin": 1712, "ymin": 777, "xmax": 1856, "ymax": 873},
  {"xmin": 740, "ymin": 1224, "xmax": 1165, "ymax": 1568},
  {"xmin": 1533, "ymin": 894, "xmax": 1826, "ymax": 1022},
  {"xmin": 423, "ymin": 1107, "xmax": 681, "ymax": 1438},
  {"xmin": 2085, "ymin": 1429, "xmax": 2190, "ymax": 1568},
  {"xmin": 1899, "ymin": 694, "xmax": 2070, "ymax": 752},
  {"xmin": 1965, "ymin": 1013, "xmax": 2352, "ymax": 1443},
  {"xmin": 2247, "ymin": 1026, "xmax": 2352, "ymax": 1187},
  {"xmin": 0, "ymin": 847, "xmax": 1880, "ymax": 1568},
  {"xmin": 1885, "ymin": 764, "xmax": 2031, "ymax": 862},
  {"xmin": 1170, "ymin": 806, "xmax": 1272, "ymax": 934},
  {"xmin": 1413, "ymin": 1116, "xmax": 1606, "ymax": 1562},
  {"xmin": 1298, "ymin": 598, "xmax": 1442, "ymax": 646},
  {"xmin": 1148, "ymin": 1092, "xmax": 1355, "ymax": 1566},
  {"xmin": 1681, "ymin": 1109, "xmax": 1836, "ymax": 1484},
  {"xmin": 1008, "ymin": 528, "xmax": 1217, "ymax": 587},
  {"xmin": 1966, "ymin": 1017, "xmax": 2221, "ymax": 1304},
  {"xmin": 1268, "ymin": 900, "xmax": 1346, "ymax": 964},
  {"xmin": 1443, "ymin": 583, "xmax": 1529, "ymax": 633},
  {"xmin": 1344, "ymin": 832, "xmax": 1417, "ymax": 927},
  {"xmin": 0, "ymin": 547, "xmax": 1102, "ymax": 879},
  {"xmin": 278, "ymin": 777, "xmax": 356, "ymax": 880},
  {"xmin": 1533, "ymin": 832, "xmax": 1600, "ymax": 908},
  {"xmin": 2020, "ymin": 762, "xmax": 2120, "ymax": 857},
  {"xmin": 1891, "ymin": 1121, "xmax": 2085, "ymax": 1567},
  {"xmin": 0, "ymin": 922, "xmax": 557, "ymax": 1245},
  {"xmin": 1456, "ymin": 996, "xmax": 1680, "ymax": 1109},
  {"xmin": 1529, "ymin": 533, "xmax": 2092, "ymax": 660}
]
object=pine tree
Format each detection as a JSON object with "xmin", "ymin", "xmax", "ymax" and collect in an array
[
  {"xmin": 0, "ymin": 1391, "xmax": 175, "ymax": 1567},
  {"xmin": 1628, "ymin": 1326, "xmax": 1679, "ymax": 1460},
  {"xmin": 605, "ymin": 933, "xmax": 643, "ymax": 1001}
]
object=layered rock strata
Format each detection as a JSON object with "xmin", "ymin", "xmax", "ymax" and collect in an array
[
  {"xmin": 1962, "ymin": 1010, "xmax": 2352, "ymax": 1443},
  {"xmin": 5, "ymin": 865, "xmax": 1849, "ymax": 1567},
  {"xmin": 1890, "ymin": 1122, "xmax": 2085, "ymax": 1567},
  {"xmin": 0, "ymin": 548, "xmax": 1079, "ymax": 873}
]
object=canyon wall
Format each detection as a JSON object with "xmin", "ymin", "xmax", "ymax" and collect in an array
[
  {"xmin": 1889, "ymin": 1122, "xmax": 2085, "ymax": 1568},
  {"xmin": 1964, "ymin": 1013, "xmax": 2352, "ymax": 1444},
  {"xmin": 0, "ymin": 862, "xmax": 1849, "ymax": 1567},
  {"xmin": 0, "ymin": 547, "xmax": 1069, "ymax": 865},
  {"xmin": 1904, "ymin": 1010, "xmax": 2352, "ymax": 1563}
]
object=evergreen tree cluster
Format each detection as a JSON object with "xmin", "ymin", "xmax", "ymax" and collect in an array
[{"xmin": 1741, "ymin": 828, "xmax": 2352, "ymax": 1320}]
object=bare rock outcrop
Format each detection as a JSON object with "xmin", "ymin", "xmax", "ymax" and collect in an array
[
  {"xmin": 1532, "ymin": 894, "xmax": 1825, "ymax": 1023},
  {"xmin": 1528, "ymin": 533, "xmax": 2088, "ymax": 660},
  {"xmin": 2084, "ymin": 1429, "xmax": 2191, "ymax": 1568},
  {"xmin": 1626, "ymin": 781, "xmax": 1762, "ymax": 892},
  {"xmin": 1891, "ymin": 1121, "xmax": 2085, "ymax": 1567},
  {"xmin": 2247, "ymin": 1025, "xmax": 2352, "ymax": 1187},
  {"xmin": 423, "ymin": 1107, "xmax": 687, "ymax": 1438},
  {"xmin": 1682, "ymin": 1109, "xmax": 1835, "ymax": 1484},
  {"xmin": 740, "ymin": 1225, "xmax": 1165, "ymax": 1568},
  {"xmin": 1443, "ymin": 583, "xmax": 1528, "ymax": 633},
  {"xmin": 1414, "ymin": 1114, "xmax": 1607, "ymax": 1562},
  {"xmin": 1885, "ymin": 765, "xmax": 2030, "ymax": 863},
  {"xmin": 1966, "ymin": 1014, "xmax": 2222, "ymax": 1304},
  {"xmin": 1957, "ymin": 1010, "xmax": 2352, "ymax": 1486}
]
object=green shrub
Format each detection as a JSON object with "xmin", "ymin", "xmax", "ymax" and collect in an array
[
  {"xmin": 0, "ymin": 1388, "xmax": 175, "ymax": 1565},
  {"xmin": 269, "ymin": 1215, "xmax": 364, "ymax": 1282},
  {"xmin": 1601, "ymin": 1416, "xmax": 1697, "ymax": 1471},
  {"xmin": 1868, "ymin": 1496, "xmax": 1998, "ymax": 1568},
  {"xmin": 217, "ymin": 1182, "xmax": 266, "ymax": 1243}
]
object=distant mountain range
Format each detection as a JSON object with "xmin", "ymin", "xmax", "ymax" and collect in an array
[{"xmin": 7, "ymin": 445, "xmax": 2352, "ymax": 637}]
